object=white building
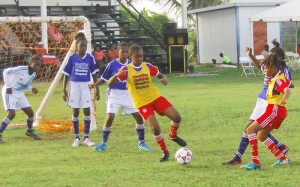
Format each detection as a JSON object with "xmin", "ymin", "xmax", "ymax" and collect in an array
[{"xmin": 188, "ymin": 2, "xmax": 285, "ymax": 64}]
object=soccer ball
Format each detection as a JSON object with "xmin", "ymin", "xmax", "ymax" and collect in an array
[{"xmin": 175, "ymin": 148, "xmax": 192, "ymax": 165}]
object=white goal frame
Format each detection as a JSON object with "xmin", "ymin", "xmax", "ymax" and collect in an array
[{"xmin": 0, "ymin": 16, "xmax": 97, "ymax": 130}]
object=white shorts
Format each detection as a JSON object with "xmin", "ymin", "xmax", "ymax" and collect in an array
[
  {"xmin": 249, "ymin": 97, "xmax": 267, "ymax": 120},
  {"xmin": 67, "ymin": 81, "xmax": 92, "ymax": 109},
  {"xmin": 106, "ymin": 89, "xmax": 138, "ymax": 114},
  {"xmin": 1, "ymin": 86, "xmax": 30, "ymax": 111}
]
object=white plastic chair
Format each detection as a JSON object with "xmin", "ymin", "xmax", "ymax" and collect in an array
[
  {"xmin": 285, "ymin": 52, "xmax": 294, "ymax": 62},
  {"xmin": 287, "ymin": 53, "xmax": 300, "ymax": 71},
  {"xmin": 239, "ymin": 57, "xmax": 256, "ymax": 77}
]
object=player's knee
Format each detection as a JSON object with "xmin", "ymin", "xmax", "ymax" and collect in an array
[
  {"xmin": 173, "ymin": 115, "xmax": 181, "ymax": 124},
  {"xmin": 73, "ymin": 111, "xmax": 80, "ymax": 117},
  {"xmin": 7, "ymin": 110, "xmax": 16, "ymax": 120},
  {"xmin": 27, "ymin": 113, "xmax": 34, "ymax": 118},
  {"xmin": 26, "ymin": 110, "xmax": 34, "ymax": 118}
]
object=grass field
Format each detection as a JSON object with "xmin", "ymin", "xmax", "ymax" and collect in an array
[{"xmin": 0, "ymin": 64, "xmax": 300, "ymax": 187}]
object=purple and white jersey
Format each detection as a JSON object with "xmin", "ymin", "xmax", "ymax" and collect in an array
[
  {"xmin": 63, "ymin": 53, "xmax": 99, "ymax": 82},
  {"xmin": 258, "ymin": 64, "xmax": 292, "ymax": 100},
  {"xmin": 101, "ymin": 58, "xmax": 130, "ymax": 90}
]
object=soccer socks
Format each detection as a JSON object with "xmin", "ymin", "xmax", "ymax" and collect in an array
[
  {"xmin": 248, "ymin": 133, "xmax": 260, "ymax": 164},
  {"xmin": 0, "ymin": 117, "xmax": 10, "ymax": 133},
  {"xmin": 102, "ymin": 127, "xmax": 111, "ymax": 144},
  {"xmin": 263, "ymin": 138, "xmax": 286, "ymax": 161},
  {"xmin": 233, "ymin": 133, "xmax": 249, "ymax": 161},
  {"xmin": 169, "ymin": 122, "xmax": 180, "ymax": 139},
  {"xmin": 72, "ymin": 116, "xmax": 80, "ymax": 139},
  {"xmin": 136, "ymin": 124, "xmax": 145, "ymax": 144},
  {"xmin": 154, "ymin": 133, "xmax": 169, "ymax": 154},
  {"xmin": 267, "ymin": 133, "xmax": 285, "ymax": 150},
  {"xmin": 83, "ymin": 116, "xmax": 91, "ymax": 140},
  {"xmin": 27, "ymin": 117, "xmax": 34, "ymax": 129}
]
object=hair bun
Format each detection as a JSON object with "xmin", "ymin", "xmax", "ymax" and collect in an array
[{"xmin": 272, "ymin": 39, "xmax": 280, "ymax": 47}]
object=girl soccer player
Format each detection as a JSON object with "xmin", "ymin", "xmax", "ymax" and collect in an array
[
  {"xmin": 241, "ymin": 53, "xmax": 291, "ymax": 170},
  {"xmin": 223, "ymin": 40, "xmax": 293, "ymax": 165},
  {"xmin": 89, "ymin": 42, "xmax": 152, "ymax": 151},
  {"xmin": 62, "ymin": 32, "xmax": 100, "ymax": 147},
  {"xmin": 107, "ymin": 44, "xmax": 187, "ymax": 162},
  {"xmin": 0, "ymin": 55, "xmax": 42, "ymax": 143}
]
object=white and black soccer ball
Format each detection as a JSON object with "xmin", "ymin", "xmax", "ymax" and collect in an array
[{"xmin": 175, "ymin": 148, "xmax": 192, "ymax": 165}]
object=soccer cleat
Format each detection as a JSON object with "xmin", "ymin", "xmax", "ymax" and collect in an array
[
  {"xmin": 240, "ymin": 162, "xmax": 261, "ymax": 170},
  {"xmin": 272, "ymin": 158, "xmax": 290, "ymax": 166},
  {"xmin": 0, "ymin": 134, "xmax": 5, "ymax": 144},
  {"xmin": 83, "ymin": 138, "xmax": 95, "ymax": 147},
  {"xmin": 72, "ymin": 138, "xmax": 80, "ymax": 147},
  {"xmin": 94, "ymin": 143, "xmax": 107, "ymax": 151},
  {"xmin": 160, "ymin": 153, "xmax": 170, "ymax": 162},
  {"xmin": 282, "ymin": 145, "xmax": 289, "ymax": 155},
  {"xmin": 169, "ymin": 135, "xmax": 187, "ymax": 146},
  {"xmin": 138, "ymin": 143, "xmax": 152, "ymax": 151},
  {"xmin": 25, "ymin": 129, "xmax": 41, "ymax": 140},
  {"xmin": 222, "ymin": 159, "xmax": 242, "ymax": 165}
]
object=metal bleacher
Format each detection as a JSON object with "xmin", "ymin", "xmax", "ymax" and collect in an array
[{"xmin": 0, "ymin": 1, "xmax": 168, "ymax": 73}]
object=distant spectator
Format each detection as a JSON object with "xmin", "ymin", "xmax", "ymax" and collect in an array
[
  {"xmin": 48, "ymin": 23, "xmax": 62, "ymax": 45},
  {"xmin": 261, "ymin": 44, "xmax": 269, "ymax": 57},
  {"xmin": 92, "ymin": 44, "xmax": 107, "ymax": 74},
  {"xmin": 106, "ymin": 44, "xmax": 117, "ymax": 62},
  {"xmin": 220, "ymin": 53, "xmax": 231, "ymax": 64}
]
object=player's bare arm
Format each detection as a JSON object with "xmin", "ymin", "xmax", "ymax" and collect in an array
[
  {"xmin": 280, "ymin": 88, "xmax": 291, "ymax": 106},
  {"xmin": 62, "ymin": 75, "xmax": 69, "ymax": 101},
  {"xmin": 157, "ymin": 73, "xmax": 168, "ymax": 85},
  {"xmin": 92, "ymin": 74, "xmax": 100, "ymax": 101},
  {"xmin": 90, "ymin": 79, "xmax": 106, "ymax": 89},
  {"xmin": 107, "ymin": 70, "xmax": 127, "ymax": 86},
  {"xmin": 245, "ymin": 47, "xmax": 261, "ymax": 68}
]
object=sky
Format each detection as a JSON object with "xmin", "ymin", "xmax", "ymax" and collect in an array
[{"xmin": 132, "ymin": 0, "xmax": 183, "ymax": 27}]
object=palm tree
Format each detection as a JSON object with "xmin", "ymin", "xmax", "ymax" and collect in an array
[{"xmin": 128, "ymin": 0, "xmax": 230, "ymax": 15}]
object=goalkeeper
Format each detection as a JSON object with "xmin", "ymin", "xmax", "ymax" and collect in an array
[{"xmin": 0, "ymin": 55, "xmax": 42, "ymax": 143}]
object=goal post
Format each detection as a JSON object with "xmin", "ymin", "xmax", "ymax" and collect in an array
[{"xmin": 0, "ymin": 16, "xmax": 98, "ymax": 131}]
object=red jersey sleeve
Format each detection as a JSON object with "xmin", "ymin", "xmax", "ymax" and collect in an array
[
  {"xmin": 147, "ymin": 63, "xmax": 159, "ymax": 76},
  {"xmin": 117, "ymin": 66, "xmax": 128, "ymax": 81},
  {"xmin": 275, "ymin": 78, "xmax": 290, "ymax": 93}
]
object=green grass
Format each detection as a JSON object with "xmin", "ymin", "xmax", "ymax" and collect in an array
[{"xmin": 1, "ymin": 65, "xmax": 300, "ymax": 187}]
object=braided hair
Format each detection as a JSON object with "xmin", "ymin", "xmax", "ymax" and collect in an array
[{"xmin": 261, "ymin": 53, "xmax": 281, "ymax": 70}]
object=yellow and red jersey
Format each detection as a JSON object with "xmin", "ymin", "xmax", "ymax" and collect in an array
[
  {"xmin": 118, "ymin": 62, "xmax": 161, "ymax": 108},
  {"xmin": 267, "ymin": 71, "xmax": 291, "ymax": 106}
]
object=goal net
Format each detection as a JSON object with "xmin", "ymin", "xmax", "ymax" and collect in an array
[{"xmin": 0, "ymin": 16, "xmax": 97, "ymax": 131}]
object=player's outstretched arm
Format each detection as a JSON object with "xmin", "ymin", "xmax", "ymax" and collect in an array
[
  {"xmin": 108, "ymin": 70, "xmax": 126, "ymax": 86},
  {"xmin": 245, "ymin": 47, "xmax": 261, "ymax": 68},
  {"xmin": 91, "ymin": 79, "xmax": 106, "ymax": 88}
]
